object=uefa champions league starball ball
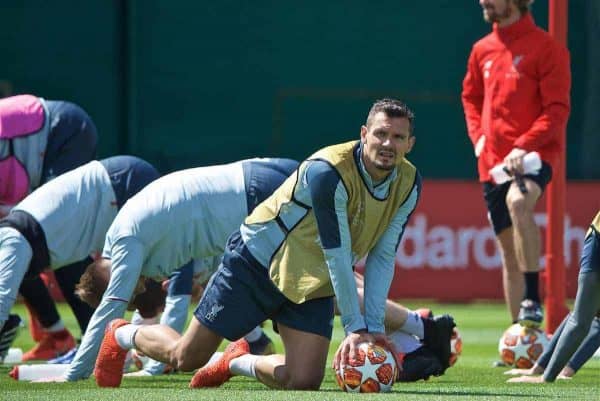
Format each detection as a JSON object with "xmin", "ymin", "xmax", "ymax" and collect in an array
[
  {"xmin": 335, "ymin": 342, "xmax": 398, "ymax": 393},
  {"xmin": 498, "ymin": 323, "xmax": 549, "ymax": 368}
]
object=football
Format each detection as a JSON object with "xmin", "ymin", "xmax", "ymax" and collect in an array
[
  {"xmin": 449, "ymin": 327, "xmax": 463, "ymax": 366},
  {"xmin": 335, "ymin": 342, "xmax": 397, "ymax": 393},
  {"xmin": 497, "ymin": 323, "xmax": 549, "ymax": 368}
]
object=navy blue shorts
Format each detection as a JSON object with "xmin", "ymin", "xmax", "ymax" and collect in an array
[
  {"xmin": 580, "ymin": 226, "xmax": 600, "ymax": 274},
  {"xmin": 42, "ymin": 100, "xmax": 98, "ymax": 183},
  {"xmin": 194, "ymin": 232, "xmax": 334, "ymax": 341},
  {"xmin": 100, "ymin": 155, "xmax": 160, "ymax": 209},
  {"xmin": 483, "ymin": 161, "xmax": 552, "ymax": 234},
  {"xmin": 242, "ymin": 158, "xmax": 298, "ymax": 215}
]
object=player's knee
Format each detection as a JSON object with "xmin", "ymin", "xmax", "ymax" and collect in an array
[
  {"xmin": 506, "ymin": 195, "xmax": 528, "ymax": 219},
  {"xmin": 284, "ymin": 370, "xmax": 324, "ymax": 390}
]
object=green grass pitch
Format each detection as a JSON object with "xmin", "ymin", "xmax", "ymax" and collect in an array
[{"xmin": 2, "ymin": 302, "xmax": 599, "ymax": 401}]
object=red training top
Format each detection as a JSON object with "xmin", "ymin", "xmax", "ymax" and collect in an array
[{"xmin": 461, "ymin": 13, "xmax": 571, "ymax": 182}]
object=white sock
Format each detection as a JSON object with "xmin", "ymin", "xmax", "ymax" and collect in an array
[
  {"xmin": 400, "ymin": 312, "xmax": 424, "ymax": 340},
  {"xmin": 45, "ymin": 320, "xmax": 65, "ymax": 333},
  {"xmin": 114, "ymin": 324, "xmax": 141, "ymax": 349},
  {"xmin": 388, "ymin": 331, "xmax": 422, "ymax": 354},
  {"xmin": 243, "ymin": 326, "xmax": 263, "ymax": 343},
  {"xmin": 228, "ymin": 354, "xmax": 259, "ymax": 378}
]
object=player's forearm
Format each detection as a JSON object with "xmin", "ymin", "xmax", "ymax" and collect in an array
[
  {"xmin": 363, "ymin": 255, "xmax": 394, "ymax": 333},
  {"xmin": 326, "ymin": 247, "xmax": 365, "ymax": 334},
  {"xmin": 64, "ymin": 300, "xmax": 128, "ymax": 380},
  {"xmin": 363, "ymin": 182, "xmax": 419, "ymax": 332}
]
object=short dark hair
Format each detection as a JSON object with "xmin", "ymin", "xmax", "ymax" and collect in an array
[
  {"xmin": 132, "ymin": 279, "xmax": 167, "ymax": 318},
  {"xmin": 366, "ymin": 98, "xmax": 415, "ymax": 135}
]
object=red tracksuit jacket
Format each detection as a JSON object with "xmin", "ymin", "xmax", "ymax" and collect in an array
[{"xmin": 461, "ymin": 13, "xmax": 571, "ymax": 182}]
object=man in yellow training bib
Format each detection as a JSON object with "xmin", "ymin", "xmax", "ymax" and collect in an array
[{"xmin": 95, "ymin": 98, "xmax": 455, "ymax": 390}]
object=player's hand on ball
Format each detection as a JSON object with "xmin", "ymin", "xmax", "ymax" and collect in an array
[
  {"xmin": 333, "ymin": 331, "xmax": 375, "ymax": 371},
  {"xmin": 370, "ymin": 332, "xmax": 400, "ymax": 371}
]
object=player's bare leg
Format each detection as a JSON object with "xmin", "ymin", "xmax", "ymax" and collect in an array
[
  {"xmin": 506, "ymin": 179, "xmax": 544, "ymax": 326},
  {"xmin": 255, "ymin": 323, "xmax": 329, "ymax": 390},
  {"xmin": 506, "ymin": 180, "xmax": 542, "ymax": 276},
  {"xmin": 496, "ymin": 228, "xmax": 522, "ymax": 322},
  {"xmin": 95, "ymin": 317, "xmax": 223, "ymax": 387},
  {"xmin": 134, "ymin": 317, "xmax": 222, "ymax": 371}
]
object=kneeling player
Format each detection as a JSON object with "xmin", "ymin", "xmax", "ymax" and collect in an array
[
  {"xmin": 58, "ymin": 158, "xmax": 298, "ymax": 382},
  {"xmin": 0, "ymin": 156, "xmax": 158, "ymax": 361}
]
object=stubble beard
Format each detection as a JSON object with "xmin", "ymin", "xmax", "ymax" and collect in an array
[{"xmin": 483, "ymin": 5, "xmax": 512, "ymax": 23}]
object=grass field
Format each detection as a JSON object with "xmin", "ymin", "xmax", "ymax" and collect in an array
[{"xmin": 2, "ymin": 302, "xmax": 599, "ymax": 401}]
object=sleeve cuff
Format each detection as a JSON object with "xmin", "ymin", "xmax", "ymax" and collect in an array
[
  {"xmin": 366, "ymin": 320, "xmax": 385, "ymax": 334},
  {"xmin": 342, "ymin": 314, "xmax": 367, "ymax": 335}
]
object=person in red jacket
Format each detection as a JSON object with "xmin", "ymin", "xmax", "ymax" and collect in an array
[{"xmin": 461, "ymin": 0, "xmax": 570, "ymax": 329}]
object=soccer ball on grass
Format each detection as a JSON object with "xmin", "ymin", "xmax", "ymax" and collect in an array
[
  {"xmin": 335, "ymin": 342, "xmax": 397, "ymax": 393},
  {"xmin": 498, "ymin": 323, "xmax": 549, "ymax": 368}
]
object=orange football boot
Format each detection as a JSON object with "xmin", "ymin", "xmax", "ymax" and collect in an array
[
  {"xmin": 22, "ymin": 329, "xmax": 76, "ymax": 361},
  {"xmin": 94, "ymin": 319, "xmax": 130, "ymax": 387},
  {"xmin": 189, "ymin": 339, "xmax": 250, "ymax": 388}
]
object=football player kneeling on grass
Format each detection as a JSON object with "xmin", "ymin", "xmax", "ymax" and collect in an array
[
  {"xmin": 0, "ymin": 156, "xmax": 158, "ymax": 363},
  {"xmin": 51, "ymin": 157, "xmax": 298, "ymax": 383},
  {"xmin": 92, "ymin": 99, "xmax": 432, "ymax": 390}
]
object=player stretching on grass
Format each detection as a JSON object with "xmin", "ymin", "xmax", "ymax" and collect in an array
[
  {"xmin": 126, "ymin": 257, "xmax": 276, "ymax": 377},
  {"xmin": 58, "ymin": 158, "xmax": 298, "ymax": 382},
  {"xmin": 0, "ymin": 94, "xmax": 99, "ymax": 361},
  {"xmin": 0, "ymin": 156, "xmax": 158, "ymax": 361},
  {"xmin": 94, "ymin": 98, "xmax": 455, "ymax": 390},
  {"xmin": 508, "ymin": 211, "xmax": 600, "ymax": 383}
]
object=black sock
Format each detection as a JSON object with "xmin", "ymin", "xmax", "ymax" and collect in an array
[{"xmin": 524, "ymin": 272, "xmax": 540, "ymax": 303}]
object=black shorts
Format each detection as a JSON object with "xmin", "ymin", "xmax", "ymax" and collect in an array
[{"xmin": 483, "ymin": 162, "xmax": 552, "ymax": 234}]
